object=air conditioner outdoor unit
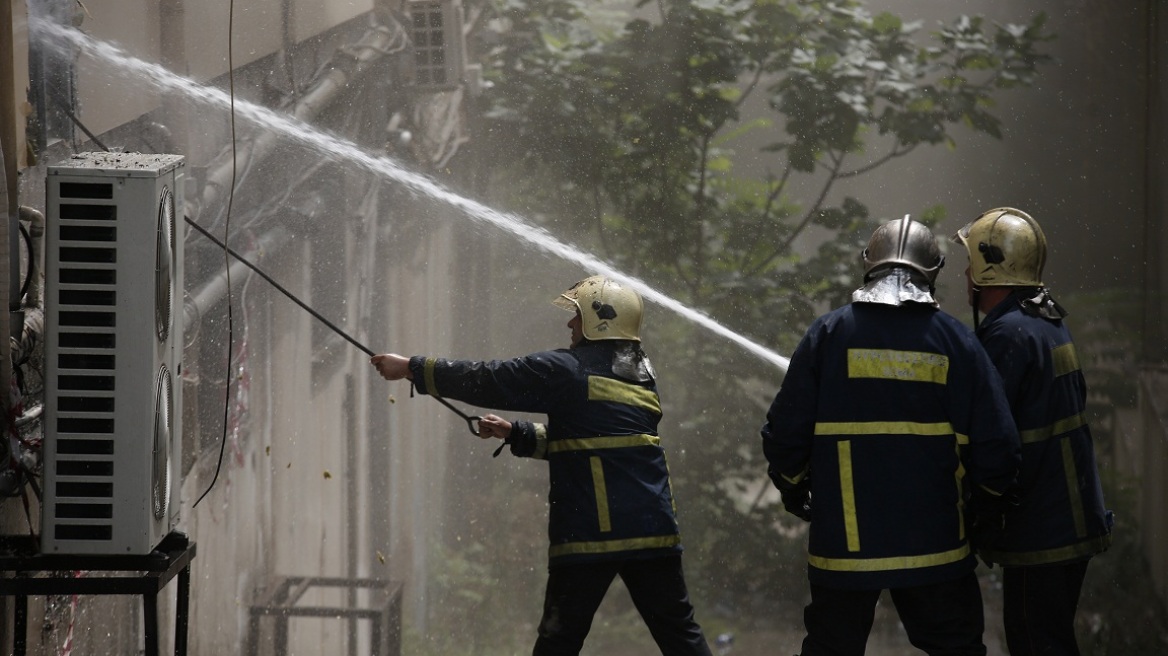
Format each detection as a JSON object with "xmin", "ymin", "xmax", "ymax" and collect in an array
[{"xmin": 42, "ymin": 152, "xmax": 185, "ymax": 555}]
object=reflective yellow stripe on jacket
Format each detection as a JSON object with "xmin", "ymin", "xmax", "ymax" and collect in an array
[
  {"xmin": 587, "ymin": 376, "xmax": 661, "ymax": 414},
  {"xmin": 549, "ymin": 534, "xmax": 683, "ymax": 559},
  {"xmin": 847, "ymin": 348, "xmax": 949, "ymax": 383},
  {"xmin": 547, "ymin": 432, "xmax": 672, "ymax": 558},
  {"xmin": 809, "ymin": 544, "xmax": 971, "ymax": 572},
  {"xmin": 548, "ymin": 434, "xmax": 661, "ymax": 453},
  {"xmin": 1018, "ymin": 413, "xmax": 1087, "ymax": 444},
  {"xmin": 815, "ymin": 420, "xmax": 965, "ymax": 568},
  {"xmin": 980, "ymin": 533, "xmax": 1113, "ymax": 566},
  {"xmin": 1052, "ymin": 343, "xmax": 1080, "ymax": 378},
  {"xmin": 814, "ymin": 421, "xmax": 962, "ymax": 441}
]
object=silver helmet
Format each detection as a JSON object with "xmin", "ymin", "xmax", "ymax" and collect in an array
[{"xmin": 862, "ymin": 215, "xmax": 945, "ymax": 286}]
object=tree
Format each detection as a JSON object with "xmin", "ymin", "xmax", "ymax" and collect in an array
[{"xmin": 459, "ymin": 0, "xmax": 1052, "ymax": 627}]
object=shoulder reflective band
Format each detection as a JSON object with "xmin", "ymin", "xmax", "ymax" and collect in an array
[
  {"xmin": 847, "ymin": 348, "xmax": 949, "ymax": 384},
  {"xmin": 1052, "ymin": 342, "xmax": 1081, "ymax": 378}
]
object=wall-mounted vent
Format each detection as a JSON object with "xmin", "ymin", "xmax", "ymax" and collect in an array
[
  {"xmin": 42, "ymin": 152, "xmax": 185, "ymax": 555},
  {"xmin": 407, "ymin": 0, "xmax": 466, "ymax": 90}
]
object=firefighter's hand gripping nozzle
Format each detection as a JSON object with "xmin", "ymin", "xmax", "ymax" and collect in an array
[
  {"xmin": 370, "ymin": 353, "xmax": 482, "ymax": 438},
  {"xmin": 781, "ymin": 486, "xmax": 812, "ymax": 522},
  {"xmin": 769, "ymin": 466, "xmax": 812, "ymax": 522}
]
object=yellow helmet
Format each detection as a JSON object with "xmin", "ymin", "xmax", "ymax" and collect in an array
[
  {"xmin": 952, "ymin": 207, "xmax": 1047, "ymax": 287},
  {"xmin": 552, "ymin": 275, "xmax": 643, "ymax": 341}
]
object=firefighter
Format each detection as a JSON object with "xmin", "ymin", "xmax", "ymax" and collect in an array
[
  {"xmin": 953, "ymin": 207, "xmax": 1112, "ymax": 656},
  {"xmin": 370, "ymin": 276, "xmax": 712, "ymax": 656},
  {"xmin": 761, "ymin": 216, "xmax": 1021, "ymax": 656}
]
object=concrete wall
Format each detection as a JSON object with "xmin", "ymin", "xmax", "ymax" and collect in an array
[
  {"xmin": 3, "ymin": 1, "xmax": 471, "ymax": 653},
  {"xmin": 1139, "ymin": 0, "xmax": 1168, "ymax": 607},
  {"xmin": 67, "ymin": 0, "xmax": 374, "ymax": 141}
]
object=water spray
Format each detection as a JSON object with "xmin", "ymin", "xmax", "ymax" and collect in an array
[{"xmin": 30, "ymin": 17, "xmax": 790, "ymax": 374}]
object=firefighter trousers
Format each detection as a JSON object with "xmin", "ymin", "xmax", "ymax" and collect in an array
[{"xmin": 532, "ymin": 554, "xmax": 712, "ymax": 656}]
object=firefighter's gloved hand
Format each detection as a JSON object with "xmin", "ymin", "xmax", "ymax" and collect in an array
[
  {"xmin": 969, "ymin": 510, "xmax": 1005, "ymax": 543},
  {"xmin": 966, "ymin": 486, "xmax": 1018, "ymax": 562},
  {"xmin": 767, "ymin": 466, "xmax": 811, "ymax": 521},
  {"xmin": 968, "ymin": 511, "xmax": 1005, "ymax": 568},
  {"xmin": 781, "ymin": 486, "xmax": 812, "ymax": 522}
]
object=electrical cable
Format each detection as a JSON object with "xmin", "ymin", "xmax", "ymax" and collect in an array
[
  {"xmin": 47, "ymin": 87, "xmax": 110, "ymax": 152},
  {"xmin": 194, "ymin": 0, "xmax": 239, "ymax": 509},
  {"xmin": 183, "ymin": 217, "xmax": 483, "ymax": 437},
  {"xmin": 185, "ymin": 219, "xmax": 369, "ymax": 354}
]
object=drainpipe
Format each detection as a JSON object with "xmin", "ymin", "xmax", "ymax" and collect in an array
[
  {"xmin": 18, "ymin": 206, "xmax": 44, "ymax": 310},
  {"xmin": 184, "ymin": 226, "xmax": 293, "ymax": 337},
  {"xmin": 1, "ymin": 0, "xmax": 19, "ymax": 424},
  {"xmin": 191, "ymin": 16, "xmax": 407, "ymax": 224},
  {"xmin": 0, "ymin": 0, "xmax": 13, "ymax": 503}
]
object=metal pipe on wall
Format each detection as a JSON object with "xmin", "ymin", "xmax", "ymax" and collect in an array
[
  {"xmin": 0, "ymin": 4, "xmax": 16, "ymax": 644},
  {"xmin": 18, "ymin": 206, "xmax": 44, "ymax": 310},
  {"xmin": 0, "ymin": 0, "xmax": 18, "ymax": 411},
  {"xmin": 191, "ymin": 17, "xmax": 407, "ymax": 224},
  {"xmin": 184, "ymin": 225, "xmax": 293, "ymax": 332}
]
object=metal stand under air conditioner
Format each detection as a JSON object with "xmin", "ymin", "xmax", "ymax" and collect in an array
[
  {"xmin": 0, "ymin": 531, "xmax": 196, "ymax": 656},
  {"xmin": 246, "ymin": 576, "xmax": 403, "ymax": 656}
]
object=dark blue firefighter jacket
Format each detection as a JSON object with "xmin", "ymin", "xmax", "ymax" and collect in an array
[
  {"xmin": 408, "ymin": 341, "xmax": 683, "ymax": 568},
  {"xmin": 762, "ymin": 302, "xmax": 1021, "ymax": 590},
  {"xmin": 974, "ymin": 296, "xmax": 1112, "ymax": 566}
]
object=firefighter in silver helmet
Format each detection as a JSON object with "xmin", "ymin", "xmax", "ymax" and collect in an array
[
  {"xmin": 854, "ymin": 213, "xmax": 946, "ymax": 306},
  {"xmin": 761, "ymin": 215, "xmax": 1021, "ymax": 656},
  {"xmin": 370, "ymin": 275, "xmax": 712, "ymax": 656},
  {"xmin": 953, "ymin": 207, "xmax": 1112, "ymax": 656}
]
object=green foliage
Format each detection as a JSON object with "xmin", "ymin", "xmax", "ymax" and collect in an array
[
  {"xmin": 475, "ymin": 0, "xmax": 1051, "ymax": 331},
  {"xmin": 462, "ymin": 0, "xmax": 1054, "ymax": 628}
]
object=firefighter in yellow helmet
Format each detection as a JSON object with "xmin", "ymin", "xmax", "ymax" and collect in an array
[
  {"xmin": 371, "ymin": 275, "xmax": 712, "ymax": 656},
  {"xmin": 952, "ymin": 206, "xmax": 1059, "ymax": 326},
  {"xmin": 953, "ymin": 208, "xmax": 1112, "ymax": 656}
]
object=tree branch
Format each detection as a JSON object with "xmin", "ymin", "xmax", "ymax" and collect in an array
[
  {"xmin": 837, "ymin": 143, "xmax": 915, "ymax": 179},
  {"xmin": 690, "ymin": 132, "xmax": 713, "ymax": 290},
  {"xmin": 735, "ymin": 67, "xmax": 766, "ymax": 111},
  {"xmin": 746, "ymin": 150, "xmax": 846, "ymax": 278}
]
